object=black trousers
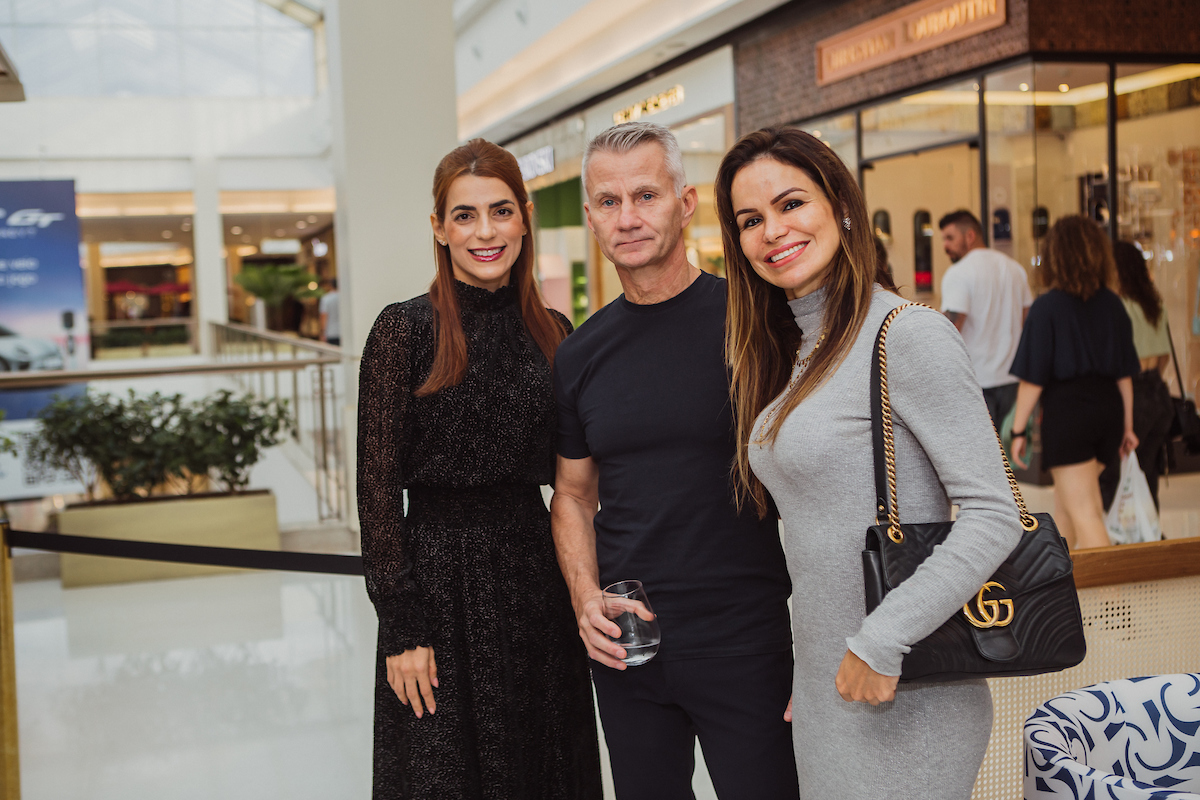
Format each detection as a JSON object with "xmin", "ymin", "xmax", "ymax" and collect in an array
[
  {"xmin": 590, "ymin": 651, "xmax": 799, "ymax": 800},
  {"xmin": 983, "ymin": 382, "xmax": 1019, "ymax": 433},
  {"xmin": 1100, "ymin": 369, "xmax": 1175, "ymax": 509}
]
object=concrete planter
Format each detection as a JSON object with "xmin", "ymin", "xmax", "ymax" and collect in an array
[{"xmin": 56, "ymin": 490, "xmax": 280, "ymax": 588}]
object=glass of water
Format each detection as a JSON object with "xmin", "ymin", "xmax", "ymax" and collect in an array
[{"xmin": 602, "ymin": 580, "xmax": 661, "ymax": 666}]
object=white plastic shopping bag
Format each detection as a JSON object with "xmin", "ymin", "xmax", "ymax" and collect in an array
[{"xmin": 1105, "ymin": 452, "xmax": 1161, "ymax": 545}]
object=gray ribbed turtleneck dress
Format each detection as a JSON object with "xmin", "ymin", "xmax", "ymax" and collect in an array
[{"xmin": 749, "ymin": 287, "xmax": 1021, "ymax": 798}]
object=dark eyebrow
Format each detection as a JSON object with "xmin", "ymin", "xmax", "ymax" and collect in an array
[
  {"xmin": 734, "ymin": 187, "xmax": 806, "ymax": 219},
  {"xmin": 772, "ymin": 187, "xmax": 804, "ymax": 204},
  {"xmin": 446, "ymin": 199, "xmax": 511, "ymax": 214}
]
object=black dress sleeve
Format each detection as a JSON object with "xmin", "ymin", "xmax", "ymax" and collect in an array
[{"xmin": 357, "ymin": 303, "xmax": 432, "ymax": 656}]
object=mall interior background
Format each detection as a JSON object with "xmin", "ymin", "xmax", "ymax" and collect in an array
[{"xmin": 1, "ymin": 1, "xmax": 1198, "ymax": 798}]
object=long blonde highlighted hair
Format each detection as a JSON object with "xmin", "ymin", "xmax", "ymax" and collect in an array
[{"xmin": 715, "ymin": 128, "xmax": 888, "ymax": 518}]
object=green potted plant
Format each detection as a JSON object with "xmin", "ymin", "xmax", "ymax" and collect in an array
[
  {"xmin": 28, "ymin": 389, "xmax": 293, "ymax": 587},
  {"xmin": 233, "ymin": 264, "xmax": 314, "ymax": 331}
]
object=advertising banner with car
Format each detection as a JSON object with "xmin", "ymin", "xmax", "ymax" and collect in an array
[
  {"xmin": 0, "ymin": 179, "xmax": 88, "ymax": 420},
  {"xmin": 1, "ymin": 179, "xmax": 89, "ymax": 500}
]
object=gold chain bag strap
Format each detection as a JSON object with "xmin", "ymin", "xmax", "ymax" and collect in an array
[{"xmin": 861, "ymin": 304, "xmax": 1087, "ymax": 682}]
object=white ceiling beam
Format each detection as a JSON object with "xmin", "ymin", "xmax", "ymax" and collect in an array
[
  {"xmin": 257, "ymin": 0, "xmax": 324, "ymax": 28},
  {"xmin": 457, "ymin": 0, "xmax": 791, "ymax": 143}
]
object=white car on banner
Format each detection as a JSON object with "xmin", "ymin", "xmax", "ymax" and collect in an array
[{"xmin": 0, "ymin": 323, "xmax": 64, "ymax": 371}]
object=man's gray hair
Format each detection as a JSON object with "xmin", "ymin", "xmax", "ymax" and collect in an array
[{"xmin": 581, "ymin": 122, "xmax": 687, "ymax": 197}]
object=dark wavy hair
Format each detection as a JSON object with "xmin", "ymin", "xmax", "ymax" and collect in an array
[
  {"xmin": 1113, "ymin": 240, "xmax": 1162, "ymax": 326},
  {"xmin": 1038, "ymin": 215, "xmax": 1114, "ymax": 301},
  {"xmin": 716, "ymin": 127, "xmax": 889, "ymax": 518},
  {"xmin": 419, "ymin": 139, "xmax": 567, "ymax": 396}
]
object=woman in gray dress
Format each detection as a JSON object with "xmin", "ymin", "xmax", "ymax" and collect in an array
[{"xmin": 714, "ymin": 127, "xmax": 1021, "ymax": 798}]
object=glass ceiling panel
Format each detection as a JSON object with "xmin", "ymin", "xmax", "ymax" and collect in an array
[{"xmin": 0, "ymin": 0, "xmax": 314, "ymax": 97}]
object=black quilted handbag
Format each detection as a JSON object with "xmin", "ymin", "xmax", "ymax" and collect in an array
[{"xmin": 861, "ymin": 305, "xmax": 1087, "ymax": 683}]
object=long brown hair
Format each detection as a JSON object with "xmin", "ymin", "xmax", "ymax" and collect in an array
[
  {"xmin": 1038, "ymin": 214, "xmax": 1115, "ymax": 301},
  {"xmin": 716, "ymin": 128, "xmax": 885, "ymax": 518},
  {"xmin": 1113, "ymin": 240, "xmax": 1162, "ymax": 326},
  {"xmin": 418, "ymin": 139, "xmax": 567, "ymax": 396}
]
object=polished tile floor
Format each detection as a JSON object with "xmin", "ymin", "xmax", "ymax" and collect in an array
[
  {"xmin": 14, "ymin": 572, "xmax": 377, "ymax": 800},
  {"xmin": 12, "ymin": 472, "xmax": 1198, "ymax": 799}
]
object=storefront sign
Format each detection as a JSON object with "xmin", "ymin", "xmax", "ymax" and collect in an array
[
  {"xmin": 612, "ymin": 85, "xmax": 685, "ymax": 125},
  {"xmin": 517, "ymin": 145, "xmax": 555, "ymax": 182},
  {"xmin": 816, "ymin": 0, "xmax": 1006, "ymax": 86}
]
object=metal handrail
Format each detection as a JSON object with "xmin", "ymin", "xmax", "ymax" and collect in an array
[
  {"xmin": 0, "ymin": 358, "xmax": 340, "ymax": 390},
  {"xmin": 212, "ymin": 322, "xmax": 344, "ymax": 357},
  {"xmin": 91, "ymin": 318, "xmax": 196, "ymax": 331},
  {"xmin": 212, "ymin": 322, "xmax": 347, "ymax": 521},
  {"xmin": 0, "ymin": 326, "xmax": 349, "ymax": 522}
]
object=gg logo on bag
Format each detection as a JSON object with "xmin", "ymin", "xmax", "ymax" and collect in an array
[{"xmin": 963, "ymin": 581, "xmax": 1015, "ymax": 629}]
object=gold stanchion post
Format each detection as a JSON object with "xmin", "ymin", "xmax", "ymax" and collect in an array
[{"xmin": 0, "ymin": 518, "xmax": 19, "ymax": 800}]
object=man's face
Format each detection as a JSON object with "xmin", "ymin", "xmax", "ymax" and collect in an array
[
  {"xmin": 583, "ymin": 143, "xmax": 696, "ymax": 272},
  {"xmin": 940, "ymin": 223, "xmax": 976, "ymax": 263}
]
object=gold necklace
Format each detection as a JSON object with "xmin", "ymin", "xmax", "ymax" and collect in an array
[{"xmin": 754, "ymin": 332, "xmax": 825, "ymax": 445}]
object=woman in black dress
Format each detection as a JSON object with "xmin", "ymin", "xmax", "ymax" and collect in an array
[
  {"xmin": 357, "ymin": 139, "xmax": 602, "ymax": 799},
  {"xmin": 1009, "ymin": 215, "xmax": 1140, "ymax": 549}
]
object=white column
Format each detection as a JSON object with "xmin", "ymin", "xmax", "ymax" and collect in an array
[
  {"xmin": 191, "ymin": 156, "xmax": 226, "ymax": 355},
  {"xmin": 326, "ymin": 0, "xmax": 458, "ymax": 528}
]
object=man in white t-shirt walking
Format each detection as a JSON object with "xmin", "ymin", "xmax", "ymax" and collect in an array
[{"xmin": 938, "ymin": 210, "xmax": 1032, "ymax": 429}]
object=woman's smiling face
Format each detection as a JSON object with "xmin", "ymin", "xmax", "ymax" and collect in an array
[
  {"xmin": 432, "ymin": 174, "xmax": 529, "ymax": 291},
  {"xmin": 730, "ymin": 157, "xmax": 842, "ymax": 300}
]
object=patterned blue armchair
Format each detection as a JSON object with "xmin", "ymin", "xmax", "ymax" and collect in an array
[{"xmin": 1024, "ymin": 674, "xmax": 1200, "ymax": 799}]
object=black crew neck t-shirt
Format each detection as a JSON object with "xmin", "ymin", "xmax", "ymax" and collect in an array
[{"xmin": 553, "ymin": 271, "xmax": 792, "ymax": 661}]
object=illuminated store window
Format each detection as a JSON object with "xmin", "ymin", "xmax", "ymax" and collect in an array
[
  {"xmin": 985, "ymin": 62, "xmax": 1037, "ymax": 272},
  {"xmin": 800, "ymin": 113, "xmax": 857, "ymax": 177},
  {"xmin": 673, "ymin": 111, "xmax": 730, "ymax": 277},
  {"xmin": 861, "ymin": 78, "xmax": 979, "ymax": 161},
  {"xmin": 1032, "ymin": 63, "xmax": 1110, "ymax": 231},
  {"xmin": 859, "ymin": 78, "xmax": 980, "ymax": 301},
  {"xmin": 1115, "ymin": 63, "xmax": 1200, "ymax": 398},
  {"xmin": 872, "ymin": 209, "xmax": 892, "ymax": 242},
  {"xmin": 913, "ymin": 210, "xmax": 933, "ymax": 293}
]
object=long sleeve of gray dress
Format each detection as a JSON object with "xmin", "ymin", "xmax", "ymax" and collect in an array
[{"xmin": 847, "ymin": 305, "xmax": 1022, "ymax": 676}]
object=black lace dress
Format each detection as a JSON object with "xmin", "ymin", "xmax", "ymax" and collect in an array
[{"xmin": 357, "ymin": 281, "xmax": 602, "ymax": 800}]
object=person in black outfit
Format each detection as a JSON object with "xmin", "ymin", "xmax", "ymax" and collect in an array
[
  {"xmin": 551, "ymin": 122, "xmax": 798, "ymax": 800},
  {"xmin": 1009, "ymin": 215, "xmax": 1139, "ymax": 549},
  {"xmin": 357, "ymin": 139, "xmax": 602, "ymax": 799},
  {"xmin": 1098, "ymin": 240, "xmax": 1176, "ymax": 508}
]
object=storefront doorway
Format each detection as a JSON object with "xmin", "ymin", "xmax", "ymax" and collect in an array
[{"xmin": 862, "ymin": 141, "xmax": 980, "ymax": 304}]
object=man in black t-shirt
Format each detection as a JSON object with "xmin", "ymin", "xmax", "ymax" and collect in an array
[{"xmin": 551, "ymin": 122, "xmax": 798, "ymax": 800}]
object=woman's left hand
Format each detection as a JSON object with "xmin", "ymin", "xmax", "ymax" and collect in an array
[
  {"xmin": 1119, "ymin": 429, "xmax": 1139, "ymax": 459},
  {"xmin": 835, "ymin": 649, "xmax": 898, "ymax": 706}
]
